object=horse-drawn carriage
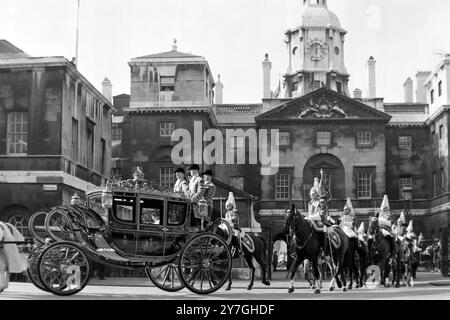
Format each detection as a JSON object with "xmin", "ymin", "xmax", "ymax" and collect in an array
[{"xmin": 26, "ymin": 177, "xmax": 234, "ymax": 296}]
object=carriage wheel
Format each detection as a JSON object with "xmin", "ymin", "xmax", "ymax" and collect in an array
[
  {"xmin": 27, "ymin": 248, "xmax": 49, "ymax": 292},
  {"xmin": 178, "ymin": 233, "xmax": 232, "ymax": 295},
  {"xmin": 145, "ymin": 261, "xmax": 185, "ymax": 292},
  {"xmin": 29, "ymin": 211, "xmax": 50, "ymax": 244},
  {"xmin": 44, "ymin": 209, "xmax": 76, "ymax": 242},
  {"xmin": 37, "ymin": 242, "xmax": 91, "ymax": 296}
]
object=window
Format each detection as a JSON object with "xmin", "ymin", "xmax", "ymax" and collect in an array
[
  {"xmin": 231, "ymin": 137, "xmax": 245, "ymax": 150},
  {"xmin": 431, "ymin": 89, "xmax": 435, "ymax": 104},
  {"xmin": 398, "ymin": 136, "xmax": 412, "ymax": 150},
  {"xmin": 292, "ymin": 82, "xmax": 299, "ymax": 92},
  {"xmin": 160, "ymin": 76, "xmax": 175, "ymax": 91},
  {"xmin": 140, "ymin": 199, "xmax": 164, "ymax": 226},
  {"xmin": 433, "ymin": 172, "xmax": 437, "ymax": 197},
  {"xmin": 72, "ymin": 118, "xmax": 79, "ymax": 162},
  {"xmin": 86, "ymin": 124, "xmax": 94, "ymax": 168},
  {"xmin": 399, "ymin": 177, "xmax": 412, "ymax": 199},
  {"xmin": 441, "ymin": 168, "xmax": 446, "ymax": 193},
  {"xmin": 276, "ymin": 173, "xmax": 290, "ymax": 200},
  {"xmin": 336, "ymin": 82, "xmax": 342, "ymax": 93},
  {"xmin": 231, "ymin": 177, "xmax": 244, "ymax": 191},
  {"xmin": 7, "ymin": 112, "xmax": 28, "ymax": 155},
  {"xmin": 317, "ymin": 131, "xmax": 331, "ymax": 146},
  {"xmin": 113, "ymin": 197, "xmax": 135, "ymax": 222},
  {"xmin": 111, "ymin": 167, "xmax": 122, "ymax": 179},
  {"xmin": 278, "ymin": 132, "xmax": 291, "ymax": 146},
  {"xmin": 160, "ymin": 121, "xmax": 176, "ymax": 138},
  {"xmin": 101, "ymin": 139, "xmax": 106, "ymax": 175},
  {"xmin": 438, "ymin": 81, "xmax": 443, "ymax": 97},
  {"xmin": 357, "ymin": 172, "xmax": 372, "ymax": 199},
  {"xmin": 112, "ymin": 124, "xmax": 122, "ymax": 141},
  {"xmin": 167, "ymin": 202, "xmax": 187, "ymax": 226},
  {"xmin": 357, "ymin": 131, "xmax": 372, "ymax": 146},
  {"xmin": 160, "ymin": 167, "xmax": 175, "ymax": 189},
  {"xmin": 439, "ymin": 125, "xmax": 444, "ymax": 140}
]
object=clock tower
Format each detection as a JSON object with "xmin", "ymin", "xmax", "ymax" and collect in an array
[{"xmin": 284, "ymin": 0, "xmax": 350, "ymax": 98}]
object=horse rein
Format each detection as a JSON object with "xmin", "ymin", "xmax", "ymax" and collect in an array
[{"xmin": 287, "ymin": 210, "xmax": 314, "ymax": 250}]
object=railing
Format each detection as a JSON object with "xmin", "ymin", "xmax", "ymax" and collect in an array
[
  {"xmin": 213, "ymin": 105, "xmax": 263, "ymax": 115},
  {"xmin": 259, "ymin": 198, "xmax": 432, "ymax": 212},
  {"xmin": 129, "ymin": 101, "xmax": 211, "ymax": 108},
  {"xmin": 384, "ymin": 104, "xmax": 428, "ymax": 113}
]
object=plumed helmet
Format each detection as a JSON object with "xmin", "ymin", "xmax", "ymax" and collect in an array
[
  {"xmin": 406, "ymin": 220, "xmax": 414, "ymax": 233},
  {"xmin": 226, "ymin": 192, "xmax": 236, "ymax": 209},
  {"xmin": 398, "ymin": 211, "xmax": 406, "ymax": 225},
  {"xmin": 380, "ymin": 195, "xmax": 390, "ymax": 213},
  {"xmin": 357, "ymin": 222, "xmax": 365, "ymax": 234},
  {"xmin": 343, "ymin": 198, "xmax": 355, "ymax": 215}
]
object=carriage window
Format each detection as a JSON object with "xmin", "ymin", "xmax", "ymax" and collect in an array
[
  {"xmin": 113, "ymin": 197, "xmax": 135, "ymax": 222},
  {"xmin": 140, "ymin": 199, "xmax": 164, "ymax": 226},
  {"xmin": 167, "ymin": 202, "xmax": 187, "ymax": 226}
]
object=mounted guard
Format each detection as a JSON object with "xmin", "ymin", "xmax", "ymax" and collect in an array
[
  {"xmin": 225, "ymin": 192, "xmax": 246, "ymax": 255},
  {"xmin": 340, "ymin": 198, "xmax": 357, "ymax": 239},
  {"xmin": 378, "ymin": 195, "xmax": 397, "ymax": 256}
]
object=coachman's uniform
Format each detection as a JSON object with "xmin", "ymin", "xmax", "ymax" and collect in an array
[
  {"xmin": 174, "ymin": 178, "xmax": 189, "ymax": 196},
  {"xmin": 188, "ymin": 172, "xmax": 206, "ymax": 220}
]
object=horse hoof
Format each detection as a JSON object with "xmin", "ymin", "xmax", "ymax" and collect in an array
[
  {"xmin": 226, "ymin": 287, "xmax": 231, "ymax": 291},
  {"xmin": 329, "ymin": 287, "xmax": 335, "ymax": 292},
  {"xmin": 263, "ymin": 281, "xmax": 271, "ymax": 286},
  {"xmin": 395, "ymin": 283, "xmax": 400, "ymax": 288},
  {"xmin": 348, "ymin": 285, "xmax": 353, "ymax": 290},
  {"xmin": 288, "ymin": 287, "xmax": 295, "ymax": 294},
  {"xmin": 314, "ymin": 289, "xmax": 321, "ymax": 294},
  {"xmin": 342, "ymin": 288, "xmax": 347, "ymax": 292},
  {"xmin": 247, "ymin": 286, "xmax": 253, "ymax": 291}
]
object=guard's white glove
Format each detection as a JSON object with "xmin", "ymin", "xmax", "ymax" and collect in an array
[{"xmin": 327, "ymin": 217, "xmax": 336, "ymax": 224}]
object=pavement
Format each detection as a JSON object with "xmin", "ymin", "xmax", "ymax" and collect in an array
[{"xmin": 85, "ymin": 271, "xmax": 450, "ymax": 289}]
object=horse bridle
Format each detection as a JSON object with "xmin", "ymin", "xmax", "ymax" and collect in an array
[{"xmin": 285, "ymin": 209, "xmax": 313, "ymax": 250}]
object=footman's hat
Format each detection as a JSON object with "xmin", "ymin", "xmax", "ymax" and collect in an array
[
  {"xmin": 203, "ymin": 169, "xmax": 213, "ymax": 177},
  {"xmin": 174, "ymin": 167, "xmax": 186, "ymax": 174},
  {"xmin": 188, "ymin": 164, "xmax": 200, "ymax": 171}
]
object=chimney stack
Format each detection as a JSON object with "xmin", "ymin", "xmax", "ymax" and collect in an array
[
  {"xmin": 353, "ymin": 88, "xmax": 362, "ymax": 99},
  {"xmin": 215, "ymin": 74, "xmax": 224, "ymax": 104},
  {"xmin": 416, "ymin": 71, "xmax": 431, "ymax": 103},
  {"xmin": 263, "ymin": 53, "xmax": 272, "ymax": 99},
  {"xmin": 102, "ymin": 78, "xmax": 112, "ymax": 103},
  {"xmin": 404, "ymin": 77, "xmax": 414, "ymax": 103},
  {"xmin": 367, "ymin": 56, "xmax": 377, "ymax": 99}
]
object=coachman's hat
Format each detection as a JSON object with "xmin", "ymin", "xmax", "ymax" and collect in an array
[
  {"xmin": 189, "ymin": 164, "xmax": 200, "ymax": 171},
  {"xmin": 174, "ymin": 167, "xmax": 186, "ymax": 174},
  {"xmin": 203, "ymin": 169, "xmax": 213, "ymax": 177}
]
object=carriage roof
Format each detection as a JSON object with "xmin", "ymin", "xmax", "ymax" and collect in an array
[{"xmin": 86, "ymin": 179, "xmax": 190, "ymax": 203}]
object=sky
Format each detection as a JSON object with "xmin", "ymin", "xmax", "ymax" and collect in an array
[{"xmin": 1, "ymin": 0, "xmax": 450, "ymax": 104}]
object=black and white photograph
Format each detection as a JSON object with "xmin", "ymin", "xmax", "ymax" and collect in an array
[{"xmin": 1, "ymin": 0, "xmax": 450, "ymax": 308}]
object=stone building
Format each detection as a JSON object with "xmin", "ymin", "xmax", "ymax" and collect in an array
[
  {"xmin": 0, "ymin": 40, "xmax": 115, "ymax": 236},
  {"xmin": 112, "ymin": 1, "xmax": 449, "ymax": 274}
]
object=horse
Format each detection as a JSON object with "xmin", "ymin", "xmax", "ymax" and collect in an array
[
  {"xmin": 212, "ymin": 220, "xmax": 271, "ymax": 291},
  {"xmin": 367, "ymin": 217, "xmax": 401, "ymax": 287},
  {"xmin": 420, "ymin": 243, "xmax": 441, "ymax": 273},
  {"xmin": 354, "ymin": 236, "xmax": 370, "ymax": 288},
  {"xmin": 284, "ymin": 204, "xmax": 350, "ymax": 294},
  {"xmin": 399, "ymin": 238, "xmax": 416, "ymax": 287}
]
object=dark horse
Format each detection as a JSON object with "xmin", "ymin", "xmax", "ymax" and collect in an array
[
  {"xmin": 345, "ymin": 234, "xmax": 370, "ymax": 289},
  {"xmin": 399, "ymin": 238, "xmax": 416, "ymax": 287},
  {"xmin": 284, "ymin": 204, "xmax": 350, "ymax": 294},
  {"xmin": 213, "ymin": 220, "xmax": 271, "ymax": 291},
  {"xmin": 367, "ymin": 217, "xmax": 401, "ymax": 287}
]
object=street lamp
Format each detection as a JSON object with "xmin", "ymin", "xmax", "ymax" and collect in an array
[{"xmin": 401, "ymin": 186, "xmax": 413, "ymax": 220}]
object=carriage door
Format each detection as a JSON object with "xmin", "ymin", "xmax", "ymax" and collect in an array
[
  {"xmin": 136, "ymin": 198, "xmax": 165, "ymax": 257},
  {"xmin": 163, "ymin": 201, "xmax": 189, "ymax": 256}
]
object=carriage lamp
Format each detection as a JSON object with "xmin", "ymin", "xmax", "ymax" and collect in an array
[{"xmin": 102, "ymin": 189, "xmax": 113, "ymax": 209}]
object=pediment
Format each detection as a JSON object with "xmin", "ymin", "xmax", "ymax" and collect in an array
[{"xmin": 256, "ymin": 88, "xmax": 391, "ymax": 123}]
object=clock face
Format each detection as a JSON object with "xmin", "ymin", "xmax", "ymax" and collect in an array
[{"xmin": 307, "ymin": 40, "xmax": 328, "ymax": 61}]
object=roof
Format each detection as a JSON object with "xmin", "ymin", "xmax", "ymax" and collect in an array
[
  {"xmin": 136, "ymin": 49, "xmax": 203, "ymax": 60},
  {"xmin": 213, "ymin": 104, "xmax": 263, "ymax": 125},
  {"xmin": 0, "ymin": 40, "xmax": 29, "ymax": 58}
]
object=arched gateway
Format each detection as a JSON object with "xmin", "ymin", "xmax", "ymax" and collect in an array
[{"xmin": 303, "ymin": 154, "xmax": 345, "ymax": 200}]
